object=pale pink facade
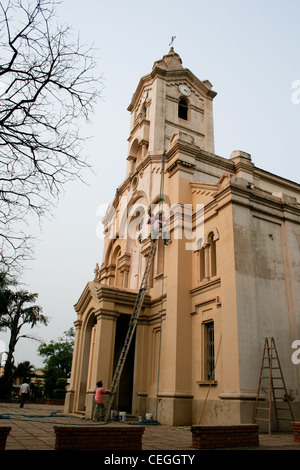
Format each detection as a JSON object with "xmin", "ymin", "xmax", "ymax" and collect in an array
[{"xmin": 65, "ymin": 49, "xmax": 300, "ymax": 428}]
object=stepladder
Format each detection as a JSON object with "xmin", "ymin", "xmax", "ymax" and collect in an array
[
  {"xmin": 104, "ymin": 237, "xmax": 159, "ymax": 421},
  {"xmin": 253, "ymin": 337, "xmax": 294, "ymax": 434}
]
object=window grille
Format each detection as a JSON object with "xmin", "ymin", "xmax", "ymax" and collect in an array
[{"xmin": 206, "ymin": 322, "xmax": 215, "ymax": 380}]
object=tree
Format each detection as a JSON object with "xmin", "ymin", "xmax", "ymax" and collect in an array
[
  {"xmin": 13, "ymin": 360, "xmax": 44, "ymax": 399},
  {"xmin": 0, "ymin": 271, "xmax": 49, "ymax": 398},
  {"xmin": 0, "ymin": 270, "xmax": 16, "ymax": 315},
  {"xmin": 13, "ymin": 360, "xmax": 35, "ymax": 380},
  {"xmin": 38, "ymin": 328, "xmax": 74, "ymax": 397},
  {"xmin": 0, "ymin": 0, "xmax": 101, "ymax": 271}
]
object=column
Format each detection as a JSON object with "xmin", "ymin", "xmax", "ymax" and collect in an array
[
  {"xmin": 84, "ymin": 308, "xmax": 118, "ymax": 418},
  {"xmin": 64, "ymin": 319, "xmax": 82, "ymax": 414}
]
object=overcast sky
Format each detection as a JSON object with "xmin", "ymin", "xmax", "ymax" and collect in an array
[{"xmin": 1, "ymin": 0, "xmax": 300, "ymax": 368}]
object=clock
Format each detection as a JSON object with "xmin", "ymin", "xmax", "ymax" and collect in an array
[{"xmin": 179, "ymin": 84, "xmax": 191, "ymax": 96}]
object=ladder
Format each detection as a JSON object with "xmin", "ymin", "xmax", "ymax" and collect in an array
[
  {"xmin": 253, "ymin": 337, "xmax": 294, "ymax": 434},
  {"xmin": 104, "ymin": 237, "xmax": 158, "ymax": 421}
]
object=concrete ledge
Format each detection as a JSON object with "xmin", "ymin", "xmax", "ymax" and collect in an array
[
  {"xmin": 54, "ymin": 425, "xmax": 145, "ymax": 450},
  {"xmin": 36, "ymin": 398, "xmax": 65, "ymax": 406},
  {"xmin": 291, "ymin": 422, "xmax": 300, "ymax": 442},
  {"xmin": 0, "ymin": 427, "xmax": 11, "ymax": 450},
  {"xmin": 191, "ymin": 424, "xmax": 259, "ymax": 449}
]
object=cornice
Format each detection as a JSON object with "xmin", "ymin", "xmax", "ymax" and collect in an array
[
  {"xmin": 165, "ymin": 140, "xmax": 235, "ymax": 177},
  {"xmin": 150, "ymin": 66, "xmax": 217, "ymax": 99},
  {"xmin": 74, "ymin": 281, "xmax": 100, "ymax": 314},
  {"xmin": 253, "ymin": 167, "xmax": 300, "ymax": 194},
  {"xmin": 127, "ymin": 73, "xmax": 154, "ymax": 112},
  {"xmin": 190, "ymin": 277, "xmax": 221, "ymax": 297},
  {"xmin": 74, "ymin": 281, "xmax": 152, "ymax": 316},
  {"xmin": 213, "ymin": 179, "xmax": 300, "ymax": 223},
  {"xmin": 196, "ymin": 150, "xmax": 235, "ymax": 174},
  {"xmin": 166, "ymin": 158, "xmax": 195, "ymax": 178},
  {"xmin": 166, "ymin": 139, "xmax": 199, "ymax": 161},
  {"xmin": 128, "ymin": 65, "xmax": 217, "ymax": 112},
  {"xmin": 190, "ymin": 181, "xmax": 218, "ymax": 192}
]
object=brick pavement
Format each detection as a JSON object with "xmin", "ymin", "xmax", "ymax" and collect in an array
[{"xmin": 1, "ymin": 402, "xmax": 300, "ymax": 451}]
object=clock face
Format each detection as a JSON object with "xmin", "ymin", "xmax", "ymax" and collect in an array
[{"xmin": 179, "ymin": 84, "xmax": 191, "ymax": 96}]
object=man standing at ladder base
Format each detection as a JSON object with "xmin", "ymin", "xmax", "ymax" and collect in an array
[{"xmin": 93, "ymin": 380, "xmax": 115, "ymax": 422}]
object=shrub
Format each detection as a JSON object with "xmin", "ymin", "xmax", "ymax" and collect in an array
[
  {"xmin": 53, "ymin": 377, "xmax": 67, "ymax": 399},
  {"xmin": 53, "ymin": 389, "xmax": 66, "ymax": 399},
  {"xmin": 56, "ymin": 378, "xmax": 67, "ymax": 389}
]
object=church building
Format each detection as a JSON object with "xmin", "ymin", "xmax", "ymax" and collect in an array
[{"xmin": 65, "ymin": 48, "xmax": 300, "ymax": 427}]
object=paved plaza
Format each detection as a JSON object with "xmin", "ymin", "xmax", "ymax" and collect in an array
[{"xmin": 1, "ymin": 402, "xmax": 300, "ymax": 451}]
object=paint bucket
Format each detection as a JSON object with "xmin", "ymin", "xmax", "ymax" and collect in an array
[
  {"xmin": 119, "ymin": 411, "xmax": 126, "ymax": 422},
  {"xmin": 146, "ymin": 413, "xmax": 153, "ymax": 421}
]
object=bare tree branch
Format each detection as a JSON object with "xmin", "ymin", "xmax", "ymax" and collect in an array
[{"xmin": 0, "ymin": 0, "xmax": 101, "ymax": 272}]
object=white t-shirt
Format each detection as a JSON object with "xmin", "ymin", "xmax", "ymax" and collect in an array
[{"xmin": 20, "ymin": 383, "xmax": 30, "ymax": 394}]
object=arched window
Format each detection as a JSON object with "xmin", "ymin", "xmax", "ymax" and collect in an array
[
  {"xmin": 178, "ymin": 97, "xmax": 188, "ymax": 120},
  {"xmin": 199, "ymin": 247, "xmax": 205, "ymax": 282},
  {"xmin": 208, "ymin": 233, "xmax": 217, "ymax": 277},
  {"xmin": 199, "ymin": 229, "xmax": 219, "ymax": 282},
  {"xmin": 141, "ymin": 104, "xmax": 146, "ymax": 120},
  {"xmin": 111, "ymin": 246, "xmax": 121, "ymax": 287}
]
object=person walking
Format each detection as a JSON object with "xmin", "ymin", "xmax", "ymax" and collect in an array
[{"xmin": 19, "ymin": 380, "xmax": 30, "ymax": 408}]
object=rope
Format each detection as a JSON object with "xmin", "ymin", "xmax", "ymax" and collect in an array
[
  {"xmin": 0, "ymin": 412, "xmax": 160, "ymax": 426},
  {"xmin": 0, "ymin": 411, "xmax": 100, "ymax": 426},
  {"xmin": 0, "ymin": 411, "xmax": 65, "ymax": 419},
  {"xmin": 125, "ymin": 419, "xmax": 161, "ymax": 426}
]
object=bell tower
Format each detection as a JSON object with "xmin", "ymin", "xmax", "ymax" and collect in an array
[
  {"xmin": 126, "ymin": 47, "xmax": 217, "ymax": 178},
  {"xmin": 66, "ymin": 48, "xmax": 220, "ymax": 424}
]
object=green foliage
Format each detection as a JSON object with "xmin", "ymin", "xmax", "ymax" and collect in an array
[
  {"xmin": 0, "ymin": 271, "xmax": 49, "ymax": 399},
  {"xmin": 56, "ymin": 378, "xmax": 67, "ymax": 389},
  {"xmin": 12, "ymin": 361, "xmax": 44, "ymax": 400},
  {"xmin": 53, "ymin": 389, "xmax": 66, "ymax": 399},
  {"xmin": 0, "ymin": 375, "xmax": 10, "ymax": 400},
  {"xmin": 30, "ymin": 379, "xmax": 44, "ymax": 400},
  {"xmin": 53, "ymin": 377, "xmax": 68, "ymax": 399},
  {"xmin": 38, "ymin": 329, "xmax": 74, "ymax": 398},
  {"xmin": 13, "ymin": 361, "xmax": 35, "ymax": 381}
]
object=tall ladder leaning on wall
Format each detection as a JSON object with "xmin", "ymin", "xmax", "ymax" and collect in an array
[
  {"xmin": 104, "ymin": 150, "xmax": 166, "ymax": 422},
  {"xmin": 253, "ymin": 337, "xmax": 294, "ymax": 435}
]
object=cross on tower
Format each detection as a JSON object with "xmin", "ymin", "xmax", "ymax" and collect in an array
[{"xmin": 169, "ymin": 36, "xmax": 176, "ymax": 47}]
